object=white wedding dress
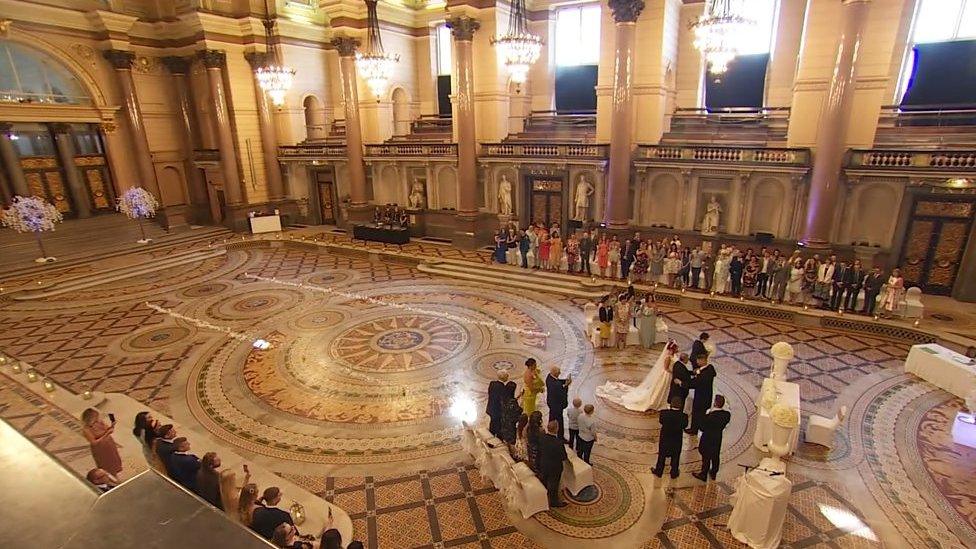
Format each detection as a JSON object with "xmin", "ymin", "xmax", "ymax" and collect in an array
[{"xmin": 597, "ymin": 347, "xmax": 676, "ymax": 412}]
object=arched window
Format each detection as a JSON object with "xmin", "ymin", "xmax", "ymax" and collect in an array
[
  {"xmin": 0, "ymin": 41, "xmax": 90, "ymax": 105},
  {"xmin": 703, "ymin": 0, "xmax": 778, "ymax": 111},
  {"xmin": 899, "ymin": 0, "xmax": 976, "ymax": 108},
  {"xmin": 553, "ymin": 3, "xmax": 601, "ymax": 114}
]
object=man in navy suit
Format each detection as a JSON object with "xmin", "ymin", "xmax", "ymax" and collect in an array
[
  {"xmin": 692, "ymin": 395, "xmax": 732, "ymax": 482},
  {"xmin": 168, "ymin": 437, "xmax": 200, "ymax": 492},
  {"xmin": 251, "ymin": 487, "xmax": 295, "ymax": 539}
]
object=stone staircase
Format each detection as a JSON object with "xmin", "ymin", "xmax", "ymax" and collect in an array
[{"xmin": 418, "ymin": 258, "xmax": 606, "ymax": 299}]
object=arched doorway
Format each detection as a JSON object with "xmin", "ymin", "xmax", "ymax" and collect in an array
[
  {"xmin": 303, "ymin": 95, "xmax": 327, "ymax": 141},
  {"xmin": 391, "ymin": 88, "xmax": 410, "ymax": 136}
]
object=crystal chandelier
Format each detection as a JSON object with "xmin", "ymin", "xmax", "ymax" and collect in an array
[
  {"xmin": 491, "ymin": 0, "xmax": 542, "ymax": 87},
  {"xmin": 691, "ymin": 0, "xmax": 756, "ymax": 74},
  {"xmin": 356, "ymin": 0, "xmax": 400, "ymax": 100},
  {"xmin": 255, "ymin": 2, "xmax": 295, "ymax": 106}
]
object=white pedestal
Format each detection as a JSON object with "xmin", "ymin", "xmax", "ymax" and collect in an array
[
  {"xmin": 729, "ymin": 461, "xmax": 792, "ymax": 549},
  {"xmin": 249, "ymin": 214, "xmax": 282, "ymax": 234}
]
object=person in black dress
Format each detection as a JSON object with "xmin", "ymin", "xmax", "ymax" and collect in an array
[
  {"xmin": 498, "ymin": 382, "xmax": 522, "ymax": 446},
  {"xmin": 692, "ymin": 395, "xmax": 732, "ymax": 482},
  {"xmin": 652, "ymin": 396, "xmax": 688, "ymax": 479},
  {"xmin": 486, "ymin": 371, "xmax": 509, "ymax": 437},
  {"xmin": 686, "ymin": 357, "xmax": 717, "ymax": 436}
]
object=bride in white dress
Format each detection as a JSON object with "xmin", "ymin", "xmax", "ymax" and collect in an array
[{"xmin": 596, "ymin": 340, "xmax": 680, "ymax": 412}]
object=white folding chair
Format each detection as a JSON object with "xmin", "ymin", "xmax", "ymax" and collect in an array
[
  {"xmin": 461, "ymin": 421, "xmax": 477, "ymax": 457},
  {"xmin": 561, "ymin": 452, "xmax": 595, "ymax": 496},
  {"xmin": 904, "ymin": 287, "xmax": 924, "ymax": 319},
  {"xmin": 805, "ymin": 405, "xmax": 847, "ymax": 450},
  {"xmin": 502, "ymin": 463, "xmax": 550, "ymax": 518}
]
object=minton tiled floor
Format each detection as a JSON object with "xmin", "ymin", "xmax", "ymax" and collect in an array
[{"xmin": 0, "ymin": 240, "xmax": 974, "ymax": 548}]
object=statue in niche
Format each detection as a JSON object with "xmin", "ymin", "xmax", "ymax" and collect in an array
[
  {"xmin": 408, "ymin": 178, "xmax": 426, "ymax": 210},
  {"xmin": 573, "ymin": 174, "xmax": 595, "ymax": 220},
  {"xmin": 498, "ymin": 174, "xmax": 513, "ymax": 216},
  {"xmin": 701, "ymin": 195, "xmax": 722, "ymax": 236}
]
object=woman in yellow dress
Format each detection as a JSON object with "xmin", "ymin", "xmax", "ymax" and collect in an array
[
  {"xmin": 549, "ymin": 234, "xmax": 563, "ymax": 272},
  {"xmin": 521, "ymin": 358, "xmax": 545, "ymax": 414}
]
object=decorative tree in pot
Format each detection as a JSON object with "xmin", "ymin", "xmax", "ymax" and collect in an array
[
  {"xmin": 0, "ymin": 195, "xmax": 64, "ymax": 263},
  {"xmin": 117, "ymin": 187, "xmax": 159, "ymax": 244}
]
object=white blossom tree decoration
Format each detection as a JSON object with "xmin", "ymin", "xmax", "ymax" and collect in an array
[
  {"xmin": 0, "ymin": 195, "xmax": 64, "ymax": 263},
  {"xmin": 117, "ymin": 187, "xmax": 159, "ymax": 243}
]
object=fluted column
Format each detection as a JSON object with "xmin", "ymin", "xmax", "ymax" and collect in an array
[
  {"xmin": 199, "ymin": 50, "xmax": 243, "ymax": 205},
  {"xmin": 50, "ymin": 123, "xmax": 92, "ymax": 218},
  {"xmin": 779, "ymin": 176, "xmax": 798, "ymax": 238},
  {"xmin": 0, "ymin": 123, "xmax": 28, "ymax": 196},
  {"xmin": 245, "ymin": 52, "xmax": 286, "ymax": 200},
  {"xmin": 727, "ymin": 173, "xmax": 746, "ymax": 235},
  {"xmin": 801, "ymin": 0, "xmax": 870, "ymax": 247},
  {"xmin": 447, "ymin": 16, "xmax": 481, "ymax": 218},
  {"xmin": 604, "ymin": 0, "xmax": 644, "ymax": 229},
  {"xmin": 162, "ymin": 56, "xmax": 209, "ymax": 212},
  {"xmin": 103, "ymin": 49, "xmax": 159, "ymax": 197},
  {"xmin": 331, "ymin": 37, "xmax": 368, "ymax": 209}
]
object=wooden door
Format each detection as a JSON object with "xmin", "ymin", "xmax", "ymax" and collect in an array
[
  {"xmin": 21, "ymin": 157, "xmax": 74, "ymax": 216},
  {"xmin": 314, "ymin": 169, "xmax": 337, "ymax": 225},
  {"xmin": 74, "ymin": 155, "xmax": 116, "ymax": 213},
  {"xmin": 529, "ymin": 177, "xmax": 563, "ymax": 229},
  {"xmin": 899, "ymin": 198, "xmax": 975, "ymax": 295}
]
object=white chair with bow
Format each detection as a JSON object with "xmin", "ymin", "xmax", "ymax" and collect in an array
[{"xmin": 805, "ymin": 406, "xmax": 848, "ymax": 450}]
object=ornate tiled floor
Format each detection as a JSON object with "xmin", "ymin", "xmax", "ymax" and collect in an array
[{"xmin": 1, "ymin": 240, "xmax": 974, "ymax": 548}]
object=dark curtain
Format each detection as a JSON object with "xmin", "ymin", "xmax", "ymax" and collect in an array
[
  {"xmin": 437, "ymin": 75, "xmax": 451, "ymax": 117},
  {"xmin": 555, "ymin": 65, "xmax": 598, "ymax": 114},
  {"xmin": 704, "ymin": 53, "xmax": 769, "ymax": 111},
  {"xmin": 901, "ymin": 40, "xmax": 976, "ymax": 110}
]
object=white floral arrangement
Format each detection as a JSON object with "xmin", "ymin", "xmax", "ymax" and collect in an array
[
  {"xmin": 760, "ymin": 384, "xmax": 779, "ymax": 412},
  {"xmin": 771, "ymin": 403, "xmax": 799, "ymax": 428},
  {"xmin": 117, "ymin": 187, "xmax": 159, "ymax": 219},
  {"xmin": 0, "ymin": 195, "xmax": 63, "ymax": 233}
]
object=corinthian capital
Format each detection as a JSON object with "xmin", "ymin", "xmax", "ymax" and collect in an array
[
  {"xmin": 198, "ymin": 49, "xmax": 226, "ymax": 69},
  {"xmin": 162, "ymin": 56, "xmax": 191, "ymax": 75},
  {"xmin": 608, "ymin": 0, "xmax": 645, "ymax": 23},
  {"xmin": 103, "ymin": 49, "xmax": 135, "ymax": 70},
  {"xmin": 331, "ymin": 36, "xmax": 360, "ymax": 57},
  {"xmin": 446, "ymin": 16, "xmax": 480, "ymax": 41}
]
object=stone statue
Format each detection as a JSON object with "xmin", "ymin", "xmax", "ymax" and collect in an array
[
  {"xmin": 701, "ymin": 195, "xmax": 722, "ymax": 236},
  {"xmin": 408, "ymin": 179, "xmax": 425, "ymax": 210},
  {"xmin": 573, "ymin": 175, "xmax": 595, "ymax": 220},
  {"xmin": 498, "ymin": 174, "xmax": 513, "ymax": 216}
]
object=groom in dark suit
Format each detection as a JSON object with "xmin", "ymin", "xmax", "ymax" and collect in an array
[
  {"xmin": 652, "ymin": 396, "xmax": 688, "ymax": 479},
  {"xmin": 685, "ymin": 356, "xmax": 716, "ymax": 436},
  {"xmin": 668, "ymin": 353, "xmax": 692, "ymax": 408},
  {"xmin": 692, "ymin": 395, "xmax": 731, "ymax": 482}
]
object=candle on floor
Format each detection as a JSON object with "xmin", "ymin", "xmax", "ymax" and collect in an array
[
  {"xmin": 913, "ymin": 319, "xmax": 920, "ymax": 327},
  {"xmin": 43, "ymin": 379, "xmax": 55, "ymax": 392},
  {"xmin": 12, "ymin": 362, "xmax": 22, "ymax": 374},
  {"xmin": 709, "ymin": 291, "xmax": 715, "ymax": 297},
  {"xmin": 803, "ymin": 305, "xmax": 809, "ymax": 311},
  {"xmin": 873, "ymin": 315, "xmax": 880, "ymax": 321},
  {"xmin": 26, "ymin": 370, "xmax": 38, "ymax": 382},
  {"xmin": 82, "ymin": 390, "xmax": 93, "ymax": 400}
]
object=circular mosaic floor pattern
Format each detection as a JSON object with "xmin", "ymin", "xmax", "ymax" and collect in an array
[
  {"xmin": 535, "ymin": 459, "xmax": 644, "ymax": 538},
  {"xmin": 182, "ymin": 279, "xmax": 593, "ymax": 469}
]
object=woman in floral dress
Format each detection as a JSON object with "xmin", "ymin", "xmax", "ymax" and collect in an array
[
  {"xmin": 608, "ymin": 236, "xmax": 621, "ymax": 279},
  {"xmin": 632, "ymin": 243, "xmax": 649, "ymax": 282},
  {"xmin": 566, "ymin": 233, "xmax": 580, "ymax": 273}
]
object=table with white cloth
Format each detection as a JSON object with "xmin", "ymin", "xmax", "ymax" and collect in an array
[
  {"xmin": 728, "ymin": 459, "xmax": 793, "ymax": 549},
  {"xmin": 753, "ymin": 378, "xmax": 801, "ymax": 453},
  {"xmin": 904, "ymin": 343, "xmax": 976, "ymax": 399}
]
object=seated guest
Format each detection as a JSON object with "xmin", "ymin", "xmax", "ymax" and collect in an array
[
  {"xmin": 320, "ymin": 528, "xmax": 343, "ymax": 549},
  {"xmin": 86, "ymin": 467, "xmax": 119, "ymax": 493},
  {"xmin": 153, "ymin": 424, "xmax": 178, "ymax": 474},
  {"xmin": 272, "ymin": 524, "xmax": 312, "ymax": 549},
  {"xmin": 252, "ymin": 487, "xmax": 294, "ymax": 539},
  {"xmin": 195, "ymin": 452, "xmax": 225, "ymax": 510},
  {"xmin": 132, "ymin": 411, "xmax": 159, "ymax": 447},
  {"xmin": 237, "ymin": 482, "xmax": 260, "ymax": 526},
  {"xmin": 169, "ymin": 437, "xmax": 200, "ymax": 491}
]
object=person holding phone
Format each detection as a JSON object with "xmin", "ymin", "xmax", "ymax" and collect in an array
[{"xmin": 81, "ymin": 408, "xmax": 123, "ymax": 476}]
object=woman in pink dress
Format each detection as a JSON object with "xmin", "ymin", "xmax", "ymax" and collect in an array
[
  {"xmin": 82, "ymin": 407, "xmax": 122, "ymax": 476},
  {"xmin": 539, "ymin": 234, "xmax": 551, "ymax": 270},
  {"xmin": 549, "ymin": 234, "xmax": 563, "ymax": 272},
  {"xmin": 596, "ymin": 236, "xmax": 609, "ymax": 277},
  {"xmin": 608, "ymin": 236, "xmax": 621, "ymax": 279}
]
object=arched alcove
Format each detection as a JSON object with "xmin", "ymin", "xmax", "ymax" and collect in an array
[
  {"xmin": 748, "ymin": 177, "xmax": 785, "ymax": 235},
  {"xmin": 303, "ymin": 95, "xmax": 327, "ymax": 141},
  {"xmin": 508, "ymin": 79, "xmax": 529, "ymax": 135},
  {"xmin": 373, "ymin": 165, "xmax": 399, "ymax": 205},
  {"xmin": 852, "ymin": 184, "xmax": 898, "ymax": 246},
  {"xmin": 158, "ymin": 166, "xmax": 186, "ymax": 207},
  {"xmin": 436, "ymin": 166, "xmax": 457, "ymax": 210},
  {"xmin": 391, "ymin": 87, "xmax": 410, "ymax": 136},
  {"xmin": 645, "ymin": 173, "xmax": 679, "ymax": 226}
]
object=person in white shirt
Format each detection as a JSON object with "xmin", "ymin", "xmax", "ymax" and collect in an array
[
  {"xmin": 575, "ymin": 404, "xmax": 597, "ymax": 464},
  {"xmin": 566, "ymin": 398, "xmax": 582, "ymax": 449}
]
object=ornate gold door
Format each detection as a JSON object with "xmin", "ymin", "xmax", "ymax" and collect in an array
[
  {"xmin": 318, "ymin": 181, "xmax": 336, "ymax": 224},
  {"xmin": 74, "ymin": 155, "xmax": 116, "ymax": 212},
  {"xmin": 899, "ymin": 198, "xmax": 974, "ymax": 295},
  {"xmin": 530, "ymin": 178, "xmax": 563, "ymax": 229},
  {"xmin": 21, "ymin": 157, "xmax": 74, "ymax": 215}
]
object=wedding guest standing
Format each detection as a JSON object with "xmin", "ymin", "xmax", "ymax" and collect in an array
[
  {"xmin": 621, "ymin": 239, "xmax": 636, "ymax": 280},
  {"xmin": 880, "ymin": 267, "xmax": 905, "ymax": 317},
  {"xmin": 493, "ymin": 230, "xmax": 507, "ymax": 264},
  {"xmin": 566, "ymin": 398, "xmax": 582, "ymax": 449},
  {"xmin": 830, "ymin": 260, "xmax": 850, "ymax": 311},
  {"xmin": 596, "ymin": 236, "xmax": 609, "ymax": 277},
  {"xmin": 650, "ymin": 246, "xmax": 665, "ymax": 285},
  {"xmin": 756, "ymin": 251, "xmax": 773, "ymax": 298},
  {"xmin": 701, "ymin": 252, "xmax": 714, "ymax": 291},
  {"xmin": 539, "ymin": 421, "xmax": 568, "ymax": 507},
  {"xmin": 597, "ymin": 297, "xmax": 613, "ymax": 348},
  {"xmin": 690, "ymin": 332, "xmax": 710, "ymax": 365},
  {"xmin": 518, "ymin": 230, "xmax": 531, "ymax": 268},
  {"xmin": 608, "ymin": 236, "xmax": 621, "ymax": 279},
  {"xmin": 689, "ymin": 247, "xmax": 703, "ymax": 288},
  {"xmin": 539, "ymin": 234, "xmax": 551, "ymax": 270},
  {"xmin": 770, "ymin": 258, "xmax": 790, "ymax": 302},
  {"xmin": 692, "ymin": 395, "xmax": 731, "ymax": 482},
  {"xmin": 81, "ymin": 408, "xmax": 122, "ymax": 477},
  {"xmin": 668, "ymin": 353, "xmax": 692, "ymax": 408},
  {"xmin": 686, "ymin": 357, "xmax": 717, "ymax": 436},
  {"xmin": 787, "ymin": 259, "xmax": 805, "ymax": 304},
  {"xmin": 529, "ymin": 224, "xmax": 541, "ymax": 269},
  {"xmin": 549, "ymin": 233, "xmax": 564, "ymax": 272},
  {"xmin": 844, "ymin": 260, "xmax": 865, "ymax": 311},
  {"xmin": 728, "ymin": 254, "xmax": 744, "ymax": 297},
  {"xmin": 580, "ymin": 231, "xmax": 593, "ymax": 275},
  {"xmin": 486, "ymin": 370, "xmax": 509, "ymax": 437},
  {"xmin": 861, "ymin": 266, "xmax": 884, "ymax": 315},
  {"xmin": 632, "ymin": 244, "xmax": 649, "ymax": 282},
  {"xmin": 525, "ymin": 411, "xmax": 543, "ymax": 473},
  {"xmin": 545, "ymin": 367, "xmax": 571, "ymax": 440},
  {"xmin": 613, "ymin": 295, "xmax": 632, "ymax": 350},
  {"xmin": 652, "ymin": 397, "xmax": 688, "ymax": 479},
  {"xmin": 499, "ymin": 382, "xmax": 522, "ymax": 448},
  {"xmin": 522, "ymin": 359, "xmax": 545, "ymax": 414},
  {"xmin": 636, "ymin": 297, "xmax": 658, "ymax": 349}
]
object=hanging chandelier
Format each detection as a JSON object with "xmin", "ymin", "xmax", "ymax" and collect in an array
[
  {"xmin": 691, "ymin": 0, "xmax": 756, "ymax": 74},
  {"xmin": 491, "ymin": 0, "xmax": 543, "ymax": 87},
  {"xmin": 356, "ymin": 0, "xmax": 400, "ymax": 100},
  {"xmin": 255, "ymin": 2, "xmax": 295, "ymax": 106}
]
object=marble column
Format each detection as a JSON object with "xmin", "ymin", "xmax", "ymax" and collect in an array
[
  {"xmin": 801, "ymin": 0, "xmax": 871, "ymax": 248},
  {"xmin": 447, "ymin": 16, "xmax": 481, "ymax": 218},
  {"xmin": 684, "ymin": 170, "xmax": 699, "ymax": 230},
  {"xmin": 50, "ymin": 123, "xmax": 92, "ymax": 218},
  {"xmin": 779, "ymin": 176, "xmax": 798, "ymax": 239},
  {"xmin": 245, "ymin": 52, "xmax": 286, "ymax": 201},
  {"xmin": 727, "ymin": 173, "xmax": 746, "ymax": 235},
  {"xmin": 331, "ymin": 37, "xmax": 368, "ymax": 209},
  {"xmin": 0, "ymin": 123, "xmax": 28, "ymax": 196},
  {"xmin": 199, "ymin": 50, "xmax": 243, "ymax": 205},
  {"xmin": 102, "ymin": 50, "xmax": 159, "ymax": 197},
  {"xmin": 604, "ymin": 0, "xmax": 645, "ymax": 229},
  {"xmin": 161, "ymin": 56, "xmax": 210, "ymax": 212}
]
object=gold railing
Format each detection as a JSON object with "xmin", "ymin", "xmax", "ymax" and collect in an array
[
  {"xmin": 278, "ymin": 144, "xmax": 348, "ymax": 160},
  {"xmin": 636, "ymin": 145, "xmax": 810, "ymax": 166},
  {"xmin": 480, "ymin": 142, "xmax": 608, "ymax": 159},
  {"xmin": 848, "ymin": 149, "xmax": 976, "ymax": 170},
  {"xmin": 364, "ymin": 143, "xmax": 457, "ymax": 157}
]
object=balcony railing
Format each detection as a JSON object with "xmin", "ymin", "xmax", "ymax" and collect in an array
[
  {"xmin": 480, "ymin": 142, "xmax": 608, "ymax": 159},
  {"xmin": 364, "ymin": 143, "xmax": 457, "ymax": 157},
  {"xmin": 635, "ymin": 145, "xmax": 810, "ymax": 166},
  {"xmin": 278, "ymin": 144, "xmax": 348, "ymax": 160},
  {"xmin": 848, "ymin": 149, "xmax": 976, "ymax": 170}
]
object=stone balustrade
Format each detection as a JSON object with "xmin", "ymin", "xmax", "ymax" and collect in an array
[
  {"xmin": 848, "ymin": 149, "xmax": 976, "ymax": 170},
  {"xmin": 278, "ymin": 144, "xmax": 348, "ymax": 161},
  {"xmin": 635, "ymin": 145, "xmax": 811, "ymax": 166},
  {"xmin": 479, "ymin": 142, "xmax": 609, "ymax": 159},
  {"xmin": 364, "ymin": 143, "xmax": 457, "ymax": 158}
]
